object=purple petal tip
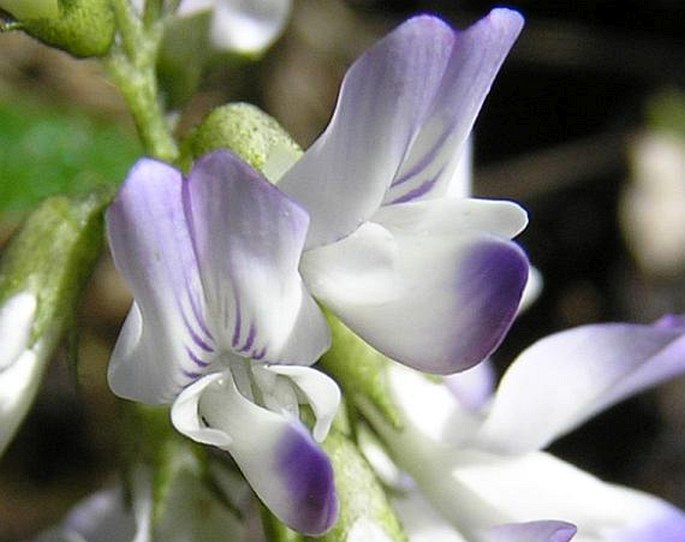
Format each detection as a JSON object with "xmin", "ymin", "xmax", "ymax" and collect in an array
[
  {"xmin": 456, "ymin": 241, "xmax": 529, "ymax": 370},
  {"xmin": 278, "ymin": 425, "xmax": 338, "ymax": 535}
]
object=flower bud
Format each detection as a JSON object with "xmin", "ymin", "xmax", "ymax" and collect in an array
[
  {"xmin": 0, "ymin": 191, "xmax": 108, "ymax": 455},
  {"xmin": 180, "ymin": 102, "xmax": 302, "ymax": 182},
  {"xmin": 1, "ymin": 0, "xmax": 115, "ymax": 57}
]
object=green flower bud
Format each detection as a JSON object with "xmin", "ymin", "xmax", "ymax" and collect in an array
[
  {"xmin": 1, "ymin": 0, "xmax": 115, "ymax": 57},
  {"xmin": 0, "ymin": 191, "xmax": 108, "ymax": 455},
  {"xmin": 180, "ymin": 102, "xmax": 303, "ymax": 182},
  {"xmin": 1, "ymin": 0, "xmax": 58, "ymax": 19}
]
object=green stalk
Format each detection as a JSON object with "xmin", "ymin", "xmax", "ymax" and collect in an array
[{"xmin": 105, "ymin": 0, "xmax": 178, "ymax": 161}]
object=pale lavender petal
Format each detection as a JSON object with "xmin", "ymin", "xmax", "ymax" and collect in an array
[
  {"xmin": 185, "ymin": 150, "xmax": 330, "ymax": 365},
  {"xmin": 370, "ymin": 366, "xmax": 685, "ymax": 542},
  {"xmin": 475, "ymin": 318, "xmax": 685, "ymax": 454},
  {"xmin": 279, "ymin": 16, "xmax": 458, "ymax": 247},
  {"xmin": 302, "ymin": 220, "xmax": 528, "ymax": 373},
  {"xmin": 171, "ymin": 370, "xmax": 338, "ymax": 535},
  {"xmin": 444, "ymin": 358, "xmax": 496, "ymax": 412},
  {"xmin": 34, "ymin": 486, "xmax": 141, "ymax": 542},
  {"xmin": 106, "ymin": 158, "xmax": 215, "ymax": 404},
  {"xmin": 483, "ymin": 521, "xmax": 577, "ymax": 542},
  {"xmin": 385, "ymin": 9, "xmax": 524, "ymax": 204}
]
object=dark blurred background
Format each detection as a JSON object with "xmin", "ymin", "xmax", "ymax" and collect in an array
[{"xmin": 0, "ymin": 0, "xmax": 684, "ymax": 539}]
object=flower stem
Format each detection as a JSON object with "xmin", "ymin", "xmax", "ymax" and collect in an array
[{"xmin": 105, "ymin": 0, "xmax": 178, "ymax": 162}]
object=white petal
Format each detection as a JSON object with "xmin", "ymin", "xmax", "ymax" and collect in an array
[
  {"xmin": 385, "ymin": 10, "xmax": 524, "ymax": 204},
  {"xmin": 443, "ymin": 136, "xmax": 473, "ymax": 199},
  {"xmin": 0, "ymin": 292, "xmax": 36, "ymax": 371},
  {"xmin": 431, "ymin": 450, "xmax": 685, "ymax": 542},
  {"xmin": 107, "ymin": 158, "xmax": 214, "ymax": 404},
  {"xmin": 0, "ymin": 291, "xmax": 40, "ymax": 457},
  {"xmin": 267, "ymin": 364, "xmax": 341, "ymax": 442},
  {"xmin": 302, "ymin": 215, "xmax": 528, "ymax": 374},
  {"xmin": 171, "ymin": 369, "xmax": 337, "ymax": 535},
  {"xmin": 475, "ymin": 319, "xmax": 685, "ymax": 454},
  {"xmin": 279, "ymin": 16, "xmax": 459, "ymax": 247},
  {"xmin": 392, "ymin": 490, "xmax": 469, "ymax": 542},
  {"xmin": 372, "ymin": 197, "xmax": 528, "ymax": 240},
  {"xmin": 185, "ymin": 151, "xmax": 330, "ymax": 366}
]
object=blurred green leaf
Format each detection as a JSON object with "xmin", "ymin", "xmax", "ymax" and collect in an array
[{"xmin": 0, "ymin": 99, "xmax": 141, "ymax": 214}]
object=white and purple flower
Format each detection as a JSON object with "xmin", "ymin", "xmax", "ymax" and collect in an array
[
  {"xmin": 106, "ymin": 8, "xmax": 530, "ymax": 536},
  {"xmin": 364, "ymin": 316, "xmax": 685, "ymax": 541},
  {"xmin": 107, "ymin": 152, "xmax": 339, "ymax": 535},
  {"xmin": 277, "ymin": 9, "xmax": 530, "ymax": 374}
]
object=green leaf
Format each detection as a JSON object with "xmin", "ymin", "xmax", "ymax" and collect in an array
[{"xmin": 0, "ymin": 99, "xmax": 141, "ymax": 214}]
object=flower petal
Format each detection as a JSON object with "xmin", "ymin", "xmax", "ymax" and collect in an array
[
  {"xmin": 482, "ymin": 521, "xmax": 577, "ymax": 542},
  {"xmin": 206, "ymin": 0, "xmax": 292, "ymax": 53},
  {"xmin": 0, "ymin": 292, "xmax": 39, "ymax": 456},
  {"xmin": 443, "ymin": 136, "xmax": 472, "ymax": 199},
  {"xmin": 279, "ymin": 15, "xmax": 460, "ymax": 247},
  {"xmin": 392, "ymin": 490, "xmax": 469, "ymax": 542},
  {"xmin": 475, "ymin": 318, "xmax": 685, "ymax": 454},
  {"xmin": 0, "ymin": 292, "xmax": 36, "ymax": 371},
  {"xmin": 384, "ymin": 9, "xmax": 524, "ymax": 204},
  {"xmin": 369, "ymin": 365, "xmax": 685, "ymax": 542},
  {"xmin": 34, "ymin": 486, "xmax": 141, "ymax": 542},
  {"xmin": 171, "ymin": 370, "xmax": 338, "ymax": 535},
  {"xmin": 107, "ymin": 158, "xmax": 213, "ymax": 404},
  {"xmin": 185, "ymin": 150, "xmax": 330, "ymax": 365},
  {"xmin": 267, "ymin": 364, "xmax": 341, "ymax": 442},
  {"xmin": 372, "ymin": 197, "xmax": 528, "ymax": 240},
  {"xmin": 444, "ymin": 358, "xmax": 497, "ymax": 412},
  {"xmin": 438, "ymin": 450, "xmax": 685, "ymax": 542},
  {"xmin": 302, "ymin": 218, "xmax": 529, "ymax": 373}
]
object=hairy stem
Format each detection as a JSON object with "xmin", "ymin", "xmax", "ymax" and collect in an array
[{"xmin": 106, "ymin": 0, "xmax": 178, "ymax": 162}]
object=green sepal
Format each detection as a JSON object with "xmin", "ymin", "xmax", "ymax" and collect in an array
[
  {"xmin": 0, "ymin": 189, "xmax": 110, "ymax": 345},
  {"xmin": 11, "ymin": 0, "xmax": 115, "ymax": 57},
  {"xmin": 319, "ymin": 311, "xmax": 402, "ymax": 430},
  {"xmin": 180, "ymin": 102, "xmax": 302, "ymax": 181}
]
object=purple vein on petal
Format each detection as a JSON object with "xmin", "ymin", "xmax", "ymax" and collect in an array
[
  {"xmin": 252, "ymin": 347, "xmax": 267, "ymax": 360},
  {"xmin": 237, "ymin": 322, "xmax": 257, "ymax": 353},
  {"xmin": 181, "ymin": 307, "xmax": 214, "ymax": 353},
  {"xmin": 231, "ymin": 285, "xmax": 242, "ymax": 349},
  {"xmin": 185, "ymin": 346, "xmax": 210, "ymax": 368},
  {"xmin": 388, "ymin": 169, "xmax": 443, "ymax": 204},
  {"xmin": 391, "ymin": 123, "xmax": 453, "ymax": 189},
  {"xmin": 187, "ymin": 284, "xmax": 214, "ymax": 344}
]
